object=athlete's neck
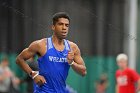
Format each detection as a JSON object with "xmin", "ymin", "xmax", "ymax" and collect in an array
[{"xmin": 52, "ymin": 35, "xmax": 64, "ymax": 45}]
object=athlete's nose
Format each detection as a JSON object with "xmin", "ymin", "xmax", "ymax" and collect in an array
[{"xmin": 62, "ymin": 24, "xmax": 67, "ymax": 30}]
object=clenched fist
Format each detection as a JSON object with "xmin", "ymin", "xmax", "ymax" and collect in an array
[
  {"xmin": 34, "ymin": 75, "xmax": 46, "ymax": 86},
  {"xmin": 67, "ymin": 51, "xmax": 74, "ymax": 64}
]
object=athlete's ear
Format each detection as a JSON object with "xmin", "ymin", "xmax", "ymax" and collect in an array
[{"xmin": 51, "ymin": 25, "xmax": 55, "ymax": 31}]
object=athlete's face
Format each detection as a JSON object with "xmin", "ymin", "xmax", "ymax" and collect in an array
[
  {"xmin": 52, "ymin": 18, "xmax": 69, "ymax": 39},
  {"xmin": 117, "ymin": 59, "xmax": 127, "ymax": 70}
]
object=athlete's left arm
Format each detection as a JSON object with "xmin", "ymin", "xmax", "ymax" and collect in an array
[{"xmin": 67, "ymin": 43, "xmax": 87, "ymax": 76}]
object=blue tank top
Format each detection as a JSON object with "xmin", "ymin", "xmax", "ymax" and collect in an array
[{"xmin": 34, "ymin": 37, "xmax": 70, "ymax": 93}]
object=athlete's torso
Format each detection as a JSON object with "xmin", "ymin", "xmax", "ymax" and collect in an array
[{"xmin": 34, "ymin": 37, "xmax": 70, "ymax": 93}]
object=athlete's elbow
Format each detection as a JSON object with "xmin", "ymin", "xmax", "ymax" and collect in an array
[
  {"xmin": 81, "ymin": 67, "xmax": 87, "ymax": 77},
  {"xmin": 16, "ymin": 56, "xmax": 22, "ymax": 65},
  {"xmin": 81, "ymin": 71, "xmax": 87, "ymax": 77}
]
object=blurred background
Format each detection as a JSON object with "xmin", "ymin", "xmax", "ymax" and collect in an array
[{"xmin": 0, "ymin": 0, "xmax": 140, "ymax": 93}]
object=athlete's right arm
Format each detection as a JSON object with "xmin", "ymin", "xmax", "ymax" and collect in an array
[{"xmin": 16, "ymin": 41, "xmax": 46, "ymax": 85}]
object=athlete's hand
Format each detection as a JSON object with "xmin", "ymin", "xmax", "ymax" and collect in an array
[
  {"xmin": 67, "ymin": 51, "xmax": 74, "ymax": 64},
  {"xmin": 33, "ymin": 75, "xmax": 46, "ymax": 86}
]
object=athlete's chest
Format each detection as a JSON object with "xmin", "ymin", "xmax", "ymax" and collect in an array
[{"xmin": 46, "ymin": 48, "xmax": 68, "ymax": 63}]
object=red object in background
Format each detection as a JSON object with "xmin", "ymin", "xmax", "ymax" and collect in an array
[{"xmin": 116, "ymin": 68, "xmax": 139, "ymax": 93}]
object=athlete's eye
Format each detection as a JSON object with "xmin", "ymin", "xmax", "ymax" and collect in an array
[{"xmin": 65, "ymin": 24, "xmax": 69, "ymax": 27}]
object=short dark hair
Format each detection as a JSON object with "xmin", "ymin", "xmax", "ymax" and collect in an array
[{"xmin": 52, "ymin": 12, "xmax": 70, "ymax": 25}]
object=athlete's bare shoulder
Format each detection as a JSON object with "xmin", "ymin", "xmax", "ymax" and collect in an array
[
  {"xmin": 28, "ymin": 38, "xmax": 47, "ymax": 56},
  {"xmin": 29, "ymin": 38, "xmax": 46, "ymax": 48},
  {"xmin": 68, "ymin": 40, "xmax": 77, "ymax": 48},
  {"xmin": 35, "ymin": 38, "xmax": 46, "ymax": 47},
  {"xmin": 68, "ymin": 40, "xmax": 80, "ymax": 54}
]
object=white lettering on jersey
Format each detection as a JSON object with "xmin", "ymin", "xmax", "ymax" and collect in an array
[
  {"xmin": 117, "ymin": 75, "xmax": 128, "ymax": 86},
  {"xmin": 49, "ymin": 56, "xmax": 67, "ymax": 63}
]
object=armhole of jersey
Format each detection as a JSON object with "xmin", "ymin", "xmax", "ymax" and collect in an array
[
  {"xmin": 66, "ymin": 40, "xmax": 71, "ymax": 51},
  {"xmin": 47, "ymin": 37, "xmax": 53, "ymax": 50}
]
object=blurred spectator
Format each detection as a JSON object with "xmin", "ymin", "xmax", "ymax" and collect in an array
[
  {"xmin": 95, "ymin": 74, "xmax": 108, "ymax": 93},
  {"xmin": 0, "ymin": 57, "xmax": 20, "ymax": 93},
  {"xmin": 20, "ymin": 56, "xmax": 38, "ymax": 93},
  {"xmin": 116, "ymin": 54, "xmax": 140, "ymax": 93}
]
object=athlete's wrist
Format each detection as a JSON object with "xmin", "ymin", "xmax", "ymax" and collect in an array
[
  {"xmin": 69, "ymin": 61, "xmax": 74, "ymax": 66},
  {"xmin": 32, "ymin": 72, "xmax": 39, "ymax": 79},
  {"xmin": 29, "ymin": 71, "xmax": 39, "ymax": 79}
]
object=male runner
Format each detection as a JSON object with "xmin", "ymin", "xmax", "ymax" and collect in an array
[
  {"xmin": 116, "ymin": 54, "xmax": 140, "ymax": 93},
  {"xmin": 16, "ymin": 12, "xmax": 87, "ymax": 93}
]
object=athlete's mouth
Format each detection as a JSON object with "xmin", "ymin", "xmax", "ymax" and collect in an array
[{"xmin": 61, "ymin": 32, "xmax": 67, "ymax": 36}]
